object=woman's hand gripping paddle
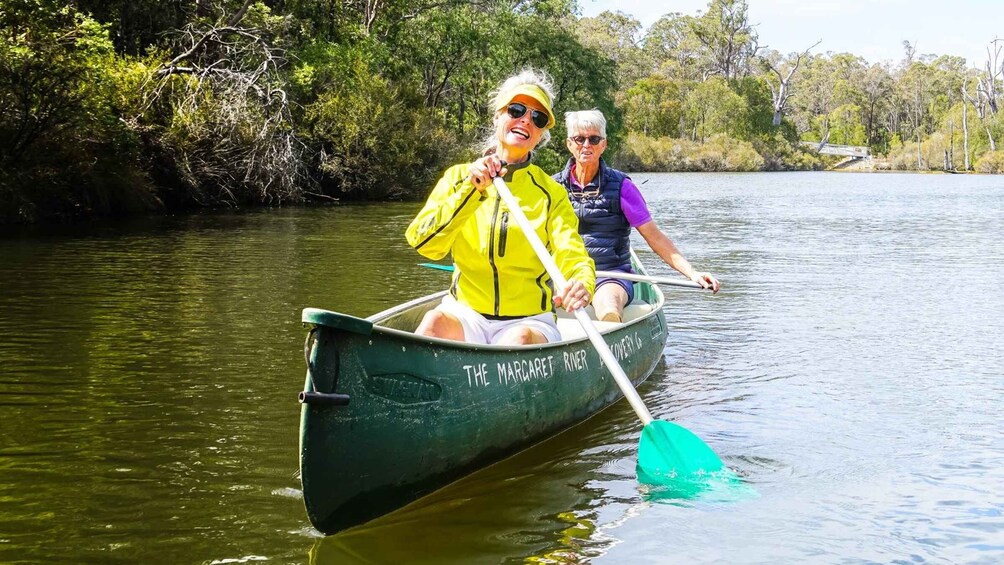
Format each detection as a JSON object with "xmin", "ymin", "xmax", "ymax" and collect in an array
[{"xmin": 490, "ymin": 176, "xmax": 727, "ymax": 487}]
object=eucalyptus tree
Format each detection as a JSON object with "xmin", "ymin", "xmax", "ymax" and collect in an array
[
  {"xmin": 859, "ymin": 63, "xmax": 894, "ymax": 148},
  {"xmin": 827, "ymin": 104, "xmax": 867, "ymax": 146},
  {"xmin": 395, "ymin": 4, "xmax": 495, "ymax": 134},
  {"xmin": 790, "ymin": 54, "xmax": 838, "ymax": 143},
  {"xmin": 572, "ymin": 10, "xmax": 648, "ymax": 87},
  {"xmin": 689, "ymin": 0, "xmax": 759, "ymax": 81},
  {"xmin": 642, "ymin": 12, "xmax": 704, "ymax": 82},
  {"xmin": 683, "ymin": 77, "xmax": 746, "ymax": 142},
  {"xmin": 924, "ymin": 55, "xmax": 967, "ymax": 167},
  {"xmin": 897, "ymin": 57, "xmax": 939, "ymax": 168},
  {"xmin": 623, "ymin": 75, "xmax": 682, "ymax": 137}
]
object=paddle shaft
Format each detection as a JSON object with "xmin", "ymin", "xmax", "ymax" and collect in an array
[
  {"xmin": 420, "ymin": 263, "xmax": 703, "ymax": 290},
  {"xmin": 491, "ymin": 177, "xmax": 654, "ymax": 426},
  {"xmin": 597, "ymin": 270, "xmax": 703, "ymax": 289}
]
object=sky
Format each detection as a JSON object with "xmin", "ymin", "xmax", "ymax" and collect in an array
[{"xmin": 578, "ymin": 0, "xmax": 1002, "ymax": 68}]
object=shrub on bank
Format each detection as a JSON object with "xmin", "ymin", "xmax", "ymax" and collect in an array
[
  {"xmin": 754, "ymin": 134, "xmax": 823, "ymax": 171},
  {"xmin": 975, "ymin": 151, "xmax": 1004, "ymax": 174},
  {"xmin": 0, "ymin": 5, "xmax": 155, "ymax": 223},
  {"xmin": 616, "ymin": 133, "xmax": 775, "ymax": 172},
  {"xmin": 296, "ymin": 42, "xmax": 460, "ymax": 201},
  {"xmin": 884, "ymin": 132, "xmax": 970, "ymax": 171},
  {"xmin": 688, "ymin": 134, "xmax": 763, "ymax": 172}
]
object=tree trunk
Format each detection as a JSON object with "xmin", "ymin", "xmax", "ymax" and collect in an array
[
  {"xmin": 963, "ymin": 101, "xmax": 970, "ymax": 170},
  {"xmin": 772, "ymin": 110, "xmax": 782, "ymax": 126},
  {"xmin": 962, "ymin": 84, "xmax": 971, "ymax": 170},
  {"xmin": 987, "ymin": 126, "xmax": 997, "ymax": 152},
  {"xmin": 949, "ymin": 120, "xmax": 954, "ymax": 170}
]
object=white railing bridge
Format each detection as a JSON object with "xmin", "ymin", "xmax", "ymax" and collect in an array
[{"xmin": 800, "ymin": 142, "xmax": 870, "ymax": 158}]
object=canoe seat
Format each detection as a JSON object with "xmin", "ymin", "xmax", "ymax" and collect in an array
[{"xmin": 555, "ymin": 302, "xmax": 654, "ymax": 342}]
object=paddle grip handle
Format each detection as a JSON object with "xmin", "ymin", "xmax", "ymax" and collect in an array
[
  {"xmin": 299, "ymin": 391, "xmax": 351, "ymax": 406},
  {"xmin": 491, "ymin": 177, "xmax": 653, "ymax": 426}
]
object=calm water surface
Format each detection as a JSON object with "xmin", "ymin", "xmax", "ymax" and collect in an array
[{"xmin": 1, "ymin": 172, "xmax": 1002, "ymax": 564}]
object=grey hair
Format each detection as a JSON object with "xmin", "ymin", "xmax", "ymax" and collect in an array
[
  {"xmin": 477, "ymin": 68, "xmax": 556, "ymax": 156},
  {"xmin": 564, "ymin": 109, "xmax": 607, "ymax": 138}
]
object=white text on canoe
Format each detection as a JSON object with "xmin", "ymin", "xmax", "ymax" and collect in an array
[{"xmin": 462, "ymin": 331, "xmax": 646, "ymax": 388}]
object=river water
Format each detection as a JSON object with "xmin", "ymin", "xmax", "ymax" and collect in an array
[{"xmin": 1, "ymin": 172, "xmax": 1002, "ymax": 564}]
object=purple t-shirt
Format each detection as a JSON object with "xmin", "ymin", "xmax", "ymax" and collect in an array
[{"xmin": 568, "ymin": 164, "xmax": 652, "ymax": 227}]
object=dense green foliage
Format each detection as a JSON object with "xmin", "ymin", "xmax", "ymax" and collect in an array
[{"xmin": 1, "ymin": 0, "xmax": 1002, "ymax": 222}]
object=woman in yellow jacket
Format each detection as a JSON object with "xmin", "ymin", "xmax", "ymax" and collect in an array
[{"xmin": 406, "ymin": 69, "xmax": 595, "ymax": 345}]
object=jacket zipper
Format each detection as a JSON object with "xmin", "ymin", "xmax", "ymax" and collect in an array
[
  {"xmin": 498, "ymin": 211, "xmax": 509, "ymax": 257},
  {"xmin": 488, "ymin": 197, "xmax": 502, "ymax": 316}
]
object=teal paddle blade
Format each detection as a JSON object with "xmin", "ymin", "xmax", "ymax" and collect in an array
[
  {"xmin": 636, "ymin": 420, "xmax": 724, "ymax": 484},
  {"xmin": 637, "ymin": 421, "xmax": 758, "ymax": 501}
]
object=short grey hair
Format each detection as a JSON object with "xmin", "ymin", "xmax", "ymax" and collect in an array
[
  {"xmin": 565, "ymin": 109, "xmax": 607, "ymax": 138},
  {"xmin": 478, "ymin": 68, "xmax": 556, "ymax": 155}
]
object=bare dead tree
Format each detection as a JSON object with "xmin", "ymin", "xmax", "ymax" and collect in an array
[
  {"xmin": 761, "ymin": 40, "xmax": 820, "ymax": 126},
  {"xmin": 965, "ymin": 40, "xmax": 1001, "ymax": 152},
  {"xmin": 975, "ymin": 39, "xmax": 1001, "ymax": 115},
  {"xmin": 142, "ymin": 0, "xmax": 306, "ymax": 204}
]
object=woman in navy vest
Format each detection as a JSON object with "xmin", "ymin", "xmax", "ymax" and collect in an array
[{"xmin": 553, "ymin": 109, "xmax": 721, "ymax": 323}]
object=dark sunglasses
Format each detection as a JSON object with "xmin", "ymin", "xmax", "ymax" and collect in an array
[
  {"xmin": 506, "ymin": 103, "xmax": 549, "ymax": 129},
  {"xmin": 570, "ymin": 135, "xmax": 605, "ymax": 146}
]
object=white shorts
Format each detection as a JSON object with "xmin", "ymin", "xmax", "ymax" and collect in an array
[{"xmin": 437, "ymin": 295, "xmax": 562, "ymax": 345}]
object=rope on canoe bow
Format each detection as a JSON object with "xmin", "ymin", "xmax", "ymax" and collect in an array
[
  {"xmin": 304, "ymin": 326, "xmax": 317, "ymax": 370},
  {"xmin": 299, "ymin": 326, "xmax": 351, "ymax": 407}
]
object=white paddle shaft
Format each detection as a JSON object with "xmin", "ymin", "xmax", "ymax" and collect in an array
[
  {"xmin": 492, "ymin": 177, "xmax": 654, "ymax": 425},
  {"xmin": 596, "ymin": 270, "xmax": 703, "ymax": 289}
]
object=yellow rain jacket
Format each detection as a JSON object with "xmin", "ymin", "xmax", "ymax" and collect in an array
[{"xmin": 407, "ymin": 160, "xmax": 595, "ymax": 318}]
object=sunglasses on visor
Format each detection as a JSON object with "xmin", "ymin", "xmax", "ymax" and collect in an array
[
  {"xmin": 570, "ymin": 135, "xmax": 605, "ymax": 146},
  {"xmin": 506, "ymin": 103, "xmax": 549, "ymax": 129}
]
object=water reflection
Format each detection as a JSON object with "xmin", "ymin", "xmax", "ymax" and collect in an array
[
  {"xmin": 2, "ymin": 173, "xmax": 1003, "ymax": 562},
  {"xmin": 308, "ymin": 405, "xmax": 629, "ymax": 564}
]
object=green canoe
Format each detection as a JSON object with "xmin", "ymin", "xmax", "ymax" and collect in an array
[{"xmin": 298, "ymin": 259, "xmax": 668, "ymax": 535}]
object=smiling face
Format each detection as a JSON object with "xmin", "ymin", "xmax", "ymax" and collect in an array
[
  {"xmin": 566, "ymin": 127, "xmax": 607, "ymax": 167},
  {"xmin": 494, "ymin": 94, "xmax": 548, "ymax": 162}
]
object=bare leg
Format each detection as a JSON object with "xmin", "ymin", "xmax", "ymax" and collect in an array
[
  {"xmin": 415, "ymin": 309, "xmax": 466, "ymax": 341},
  {"xmin": 592, "ymin": 282, "xmax": 629, "ymax": 323},
  {"xmin": 494, "ymin": 325, "xmax": 548, "ymax": 345}
]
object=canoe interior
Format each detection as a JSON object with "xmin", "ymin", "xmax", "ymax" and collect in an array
[{"xmin": 373, "ymin": 291, "xmax": 656, "ymax": 341}]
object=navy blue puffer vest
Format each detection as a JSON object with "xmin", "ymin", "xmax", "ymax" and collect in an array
[{"xmin": 554, "ymin": 159, "xmax": 632, "ymax": 271}]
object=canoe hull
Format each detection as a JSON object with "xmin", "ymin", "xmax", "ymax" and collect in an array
[{"xmin": 299, "ymin": 279, "xmax": 667, "ymax": 535}]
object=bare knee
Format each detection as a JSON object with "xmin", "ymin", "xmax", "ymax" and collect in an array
[
  {"xmin": 593, "ymin": 284, "xmax": 627, "ymax": 322},
  {"xmin": 496, "ymin": 326, "xmax": 546, "ymax": 345},
  {"xmin": 416, "ymin": 310, "xmax": 464, "ymax": 341}
]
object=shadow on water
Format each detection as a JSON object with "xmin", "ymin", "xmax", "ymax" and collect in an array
[
  {"xmin": 305, "ymin": 362, "xmax": 762, "ymax": 564},
  {"xmin": 304, "ymin": 387, "xmax": 654, "ymax": 564}
]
